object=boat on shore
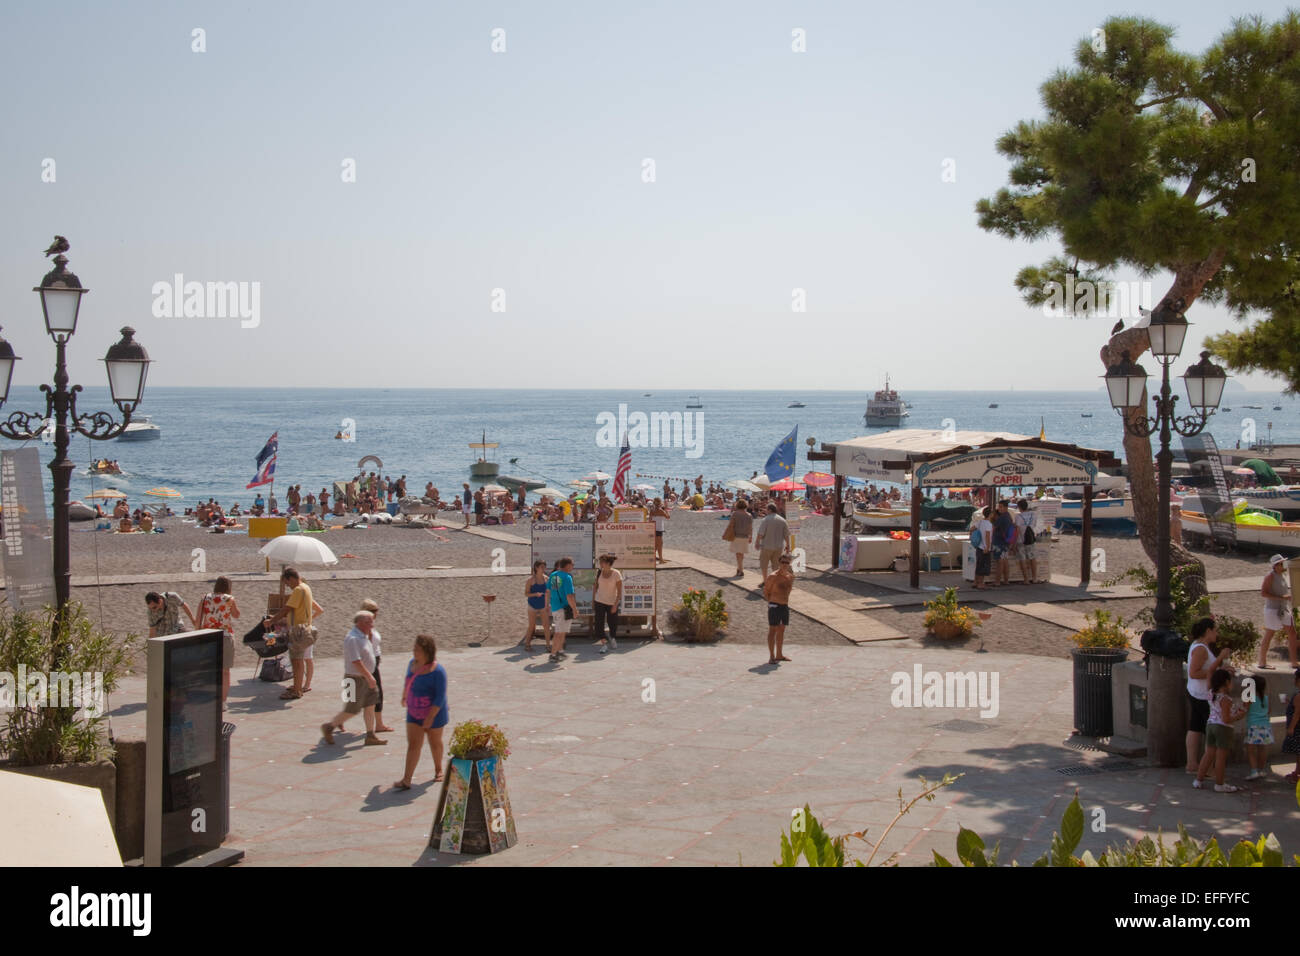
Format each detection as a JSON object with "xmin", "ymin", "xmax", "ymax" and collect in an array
[
  {"xmin": 1181, "ymin": 506, "xmax": 1300, "ymax": 554},
  {"xmin": 1181, "ymin": 486, "xmax": 1300, "ymax": 520},
  {"xmin": 1041, "ymin": 495, "xmax": 1137, "ymax": 532},
  {"xmin": 863, "ymin": 374, "xmax": 908, "ymax": 427}
]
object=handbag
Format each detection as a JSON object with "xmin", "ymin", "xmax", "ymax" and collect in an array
[
  {"xmin": 287, "ymin": 624, "xmax": 318, "ymax": 652},
  {"xmin": 563, "ymin": 605, "xmax": 575, "ymax": 620},
  {"xmin": 722, "ymin": 519, "xmax": 736, "ymax": 542}
]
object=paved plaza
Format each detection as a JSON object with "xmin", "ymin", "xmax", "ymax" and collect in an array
[{"xmin": 107, "ymin": 638, "xmax": 1300, "ymax": 867}]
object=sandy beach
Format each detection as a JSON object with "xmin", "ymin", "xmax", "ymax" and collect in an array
[{"xmin": 13, "ymin": 505, "xmax": 1285, "ymax": 675}]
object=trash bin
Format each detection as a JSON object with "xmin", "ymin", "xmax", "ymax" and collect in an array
[
  {"xmin": 387, "ymin": 501, "xmax": 400, "ymax": 517},
  {"xmin": 1071, "ymin": 648, "xmax": 1129, "ymax": 737},
  {"xmin": 218, "ymin": 721, "xmax": 235, "ymax": 842}
]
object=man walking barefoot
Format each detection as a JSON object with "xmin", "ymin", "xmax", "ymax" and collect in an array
[
  {"xmin": 763, "ymin": 554, "xmax": 795, "ymax": 664},
  {"xmin": 321, "ymin": 610, "xmax": 387, "ymax": 746}
]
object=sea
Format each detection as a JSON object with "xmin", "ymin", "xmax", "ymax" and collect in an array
[{"xmin": 5, "ymin": 386, "xmax": 1298, "ymax": 512}]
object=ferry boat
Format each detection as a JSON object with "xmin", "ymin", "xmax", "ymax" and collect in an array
[
  {"xmin": 469, "ymin": 431, "xmax": 499, "ymax": 478},
  {"xmin": 863, "ymin": 375, "xmax": 908, "ymax": 427}
]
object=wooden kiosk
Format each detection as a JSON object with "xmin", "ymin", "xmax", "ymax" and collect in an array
[{"xmin": 810, "ymin": 429, "xmax": 1121, "ymax": 589}]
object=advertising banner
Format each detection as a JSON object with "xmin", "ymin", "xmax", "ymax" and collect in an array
[
  {"xmin": 913, "ymin": 448, "xmax": 1097, "ymax": 488},
  {"xmin": 531, "ymin": 522, "xmax": 594, "ymax": 569},
  {"xmin": 1, "ymin": 448, "xmax": 54, "ymax": 614},
  {"xmin": 621, "ymin": 569, "xmax": 656, "ymax": 615},
  {"xmin": 594, "ymin": 522, "xmax": 656, "ymax": 568}
]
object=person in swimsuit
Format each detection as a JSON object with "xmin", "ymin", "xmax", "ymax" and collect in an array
[{"xmin": 523, "ymin": 560, "xmax": 550, "ymax": 652}]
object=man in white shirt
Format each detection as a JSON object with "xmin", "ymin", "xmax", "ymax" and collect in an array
[
  {"xmin": 1015, "ymin": 499, "xmax": 1038, "ymax": 583},
  {"xmin": 321, "ymin": 611, "xmax": 386, "ymax": 746}
]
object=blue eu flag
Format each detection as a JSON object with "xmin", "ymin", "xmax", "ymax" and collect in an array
[{"xmin": 764, "ymin": 426, "xmax": 798, "ymax": 482}]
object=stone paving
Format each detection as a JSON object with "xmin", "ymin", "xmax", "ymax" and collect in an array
[{"xmin": 106, "ymin": 638, "xmax": 1300, "ymax": 867}]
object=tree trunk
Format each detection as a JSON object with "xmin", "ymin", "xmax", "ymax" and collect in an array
[{"xmin": 1098, "ymin": 249, "xmax": 1226, "ymax": 600}]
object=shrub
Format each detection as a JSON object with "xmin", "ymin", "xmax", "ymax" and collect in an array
[
  {"xmin": 1070, "ymin": 608, "xmax": 1132, "ymax": 651},
  {"xmin": 667, "ymin": 588, "xmax": 729, "ymax": 642},
  {"xmin": 448, "ymin": 720, "xmax": 510, "ymax": 760},
  {"xmin": 1108, "ymin": 565, "xmax": 1210, "ymax": 636},
  {"xmin": 0, "ymin": 604, "xmax": 136, "ymax": 767},
  {"xmin": 922, "ymin": 587, "xmax": 980, "ymax": 637},
  {"xmin": 1212, "ymin": 614, "xmax": 1262, "ymax": 665}
]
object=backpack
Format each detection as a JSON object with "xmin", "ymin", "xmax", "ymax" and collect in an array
[
  {"xmin": 259, "ymin": 657, "xmax": 291, "ymax": 682},
  {"xmin": 970, "ymin": 526, "xmax": 983, "ymax": 549},
  {"xmin": 1022, "ymin": 514, "xmax": 1036, "ymax": 546}
]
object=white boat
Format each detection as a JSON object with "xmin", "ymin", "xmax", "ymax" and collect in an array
[
  {"xmin": 852, "ymin": 507, "xmax": 911, "ymax": 530},
  {"xmin": 118, "ymin": 416, "xmax": 160, "ymax": 441},
  {"xmin": 787, "ymin": 401, "xmax": 806, "ymax": 408},
  {"xmin": 1180, "ymin": 508, "xmax": 1300, "ymax": 554},
  {"xmin": 863, "ymin": 374, "xmax": 908, "ymax": 427},
  {"xmin": 686, "ymin": 395, "xmax": 703, "ymax": 409},
  {"xmin": 469, "ymin": 431, "xmax": 499, "ymax": 478},
  {"xmin": 1182, "ymin": 486, "xmax": 1300, "ymax": 520},
  {"xmin": 1042, "ymin": 495, "xmax": 1135, "ymax": 527}
]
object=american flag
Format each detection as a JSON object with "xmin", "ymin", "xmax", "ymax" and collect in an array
[{"xmin": 612, "ymin": 434, "xmax": 631, "ymax": 502}]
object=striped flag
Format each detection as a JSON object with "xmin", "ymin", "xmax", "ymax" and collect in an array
[
  {"xmin": 246, "ymin": 431, "xmax": 278, "ymax": 489},
  {"xmin": 612, "ymin": 434, "xmax": 631, "ymax": 502}
]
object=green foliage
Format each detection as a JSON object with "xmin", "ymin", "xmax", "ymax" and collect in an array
[
  {"xmin": 932, "ymin": 793, "xmax": 1291, "ymax": 867},
  {"xmin": 1071, "ymin": 608, "xmax": 1133, "ymax": 650},
  {"xmin": 667, "ymin": 588, "xmax": 729, "ymax": 641},
  {"xmin": 448, "ymin": 720, "xmax": 510, "ymax": 760},
  {"xmin": 1213, "ymin": 614, "xmax": 1262, "ymax": 665},
  {"xmin": 0, "ymin": 604, "xmax": 136, "ymax": 767},
  {"xmin": 775, "ymin": 804, "xmax": 849, "ymax": 867},
  {"xmin": 976, "ymin": 13, "xmax": 1300, "ymax": 390},
  {"xmin": 922, "ymin": 587, "xmax": 980, "ymax": 636},
  {"xmin": 774, "ymin": 774, "xmax": 962, "ymax": 867},
  {"xmin": 1108, "ymin": 564, "xmax": 1210, "ymax": 636}
]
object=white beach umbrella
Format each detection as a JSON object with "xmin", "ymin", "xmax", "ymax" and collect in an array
[
  {"xmin": 752, "ymin": 474, "xmax": 772, "ymax": 489},
  {"xmin": 633, "ymin": 483, "xmax": 655, "ymax": 491},
  {"xmin": 258, "ymin": 534, "xmax": 338, "ymax": 567},
  {"xmin": 581, "ymin": 471, "xmax": 613, "ymax": 482},
  {"xmin": 480, "ymin": 483, "xmax": 508, "ymax": 494},
  {"xmin": 532, "ymin": 487, "xmax": 571, "ymax": 499},
  {"xmin": 727, "ymin": 479, "xmax": 761, "ymax": 493},
  {"xmin": 569, "ymin": 480, "xmax": 593, "ymax": 489}
]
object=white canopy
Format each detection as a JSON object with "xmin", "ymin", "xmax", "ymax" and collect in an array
[{"xmin": 828, "ymin": 428, "xmax": 1032, "ymax": 484}]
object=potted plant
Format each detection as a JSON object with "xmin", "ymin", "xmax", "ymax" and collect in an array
[
  {"xmin": 1069, "ymin": 609, "xmax": 1131, "ymax": 737},
  {"xmin": 432, "ymin": 720, "xmax": 515, "ymax": 855},
  {"xmin": 922, "ymin": 587, "xmax": 980, "ymax": 640},
  {"xmin": 0, "ymin": 604, "xmax": 136, "ymax": 830},
  {"xmin": 666, "ymin": 588, "xmax": 729, "ymax": 642}
]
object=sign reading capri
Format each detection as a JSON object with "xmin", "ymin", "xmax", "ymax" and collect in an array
[{"xmin": 913, "ymin": 448, "xmax": 1097, "ymax": 488}]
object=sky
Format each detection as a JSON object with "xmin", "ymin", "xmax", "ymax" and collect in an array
[{"xmin": 0, "ymin": 0, "xmax": 1291, "ymax": 392}]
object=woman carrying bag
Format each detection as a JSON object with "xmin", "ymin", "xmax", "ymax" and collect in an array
[{"xmin": 723, "ymin": 499, "xmax": 755, "ymax": 577}]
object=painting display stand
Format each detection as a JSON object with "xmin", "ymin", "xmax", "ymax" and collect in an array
[{"xmin": 430, "ymin": 754, "xmax": 518, "ymax": 855}]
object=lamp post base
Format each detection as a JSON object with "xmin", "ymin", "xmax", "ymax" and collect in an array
[{"xmin": 1143, "ymin": 632, "xmax": 1188, "ymax": 768}]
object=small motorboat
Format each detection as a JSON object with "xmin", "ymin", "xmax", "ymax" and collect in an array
[
  {"xmin": 1274, "ymin": 405, "xmax": 1284, "ymax": 410},
  {"xmin": 1080, "ymin": 413, "xmax": 1093, "ymax": 418},
  {"xmin": 787, "ymin": 401, "xmax": 806, "ymax": 408},
  {"xmin": 469, "ymin": 430, "xmax": 500, "ymax": 478},
  {"xmin": 89, "ymin": 459, "xmax": 122, "ymax": 475},
  {"xmin": 852, "ymin": 507, "xmax": 911, "ymax": 530},
  {"xmin": 118, "ymin": 416, "xmax": 160, "ymax": 441},
  {"xmin": 1181, "ymin": 501, "xmax": 1300, "ymax": 554},
  {"xmin": 988, "ymin": 403, "xmax": 999, "ymax": 408},
  {"xmin": 686, "ymin": 395, "xmax": 703, "ymax": 409}
]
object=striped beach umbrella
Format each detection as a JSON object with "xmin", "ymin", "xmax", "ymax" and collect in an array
[
  {"xmin": 144, "ymin": 487, "xmax": 183, "ymax": 498},
  {"xmin": 85, "ymin": 489, "xmax": 127, "ymax": 500},
  {"xmin": 801, "ymin": 472, "xmax": 834, "ymax": 487}
]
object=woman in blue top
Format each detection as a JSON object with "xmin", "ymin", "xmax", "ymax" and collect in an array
[
  {"xmin": 522, "ymin": 560, "xmax": 550, "ymax": 653},
  {"xmin": 393, "ymin": 634, "xmax": 449, "ymax": 790}
]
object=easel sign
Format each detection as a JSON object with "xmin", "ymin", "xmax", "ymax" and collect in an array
[
  {"xmin": 594, "ymin": 522, "xmax": 656, "ymax": 568},
  {"xmin": 622, "ymin": 569, "xmax": 656, "ymax": 614},
  {"xmin": 531, "ymin": 522, "xmax": 594, "ymax": 569}
]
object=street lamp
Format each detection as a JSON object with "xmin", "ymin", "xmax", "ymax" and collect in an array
[
  {"xmin": 0, "ymin": 245, "xmax": 152, "ymax": 626},
  {"xmin": 1103, "ymin": 299, "xmax": 1227, "ymax": 765}
]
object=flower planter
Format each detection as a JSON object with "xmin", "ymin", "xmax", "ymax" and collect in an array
[
  {"xmin": 2, "ymin": 758, "xmax": 117, "ymax": 827},
  {"xmin": 1071, "ymin": 647, "xmax": 1130, "ymax": 737},
  {"xmin": 431, "ymin": 748, "xmax": 517, "ymax": 855},
  {"xmin": 929, "ymin": 621, "xmax": 970, "ymax": 640}
]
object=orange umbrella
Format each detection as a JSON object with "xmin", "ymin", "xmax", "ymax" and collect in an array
[{"xmin": 802, "ymin": 472, "xmax": 834, "ymax": 487}]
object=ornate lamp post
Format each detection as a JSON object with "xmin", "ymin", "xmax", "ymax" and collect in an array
[
  {"xmin": 0, "ymin": 244, "xmax": 152, "ymax": 625},
  {"xmin": 1103, "ymin": 299, "xmax": 1227, "ymax": 763}
]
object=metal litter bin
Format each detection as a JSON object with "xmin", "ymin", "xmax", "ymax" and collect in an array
[{"xmin": 1071, "ymin": 648, "xmax": 1129, "ymax": 737}]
